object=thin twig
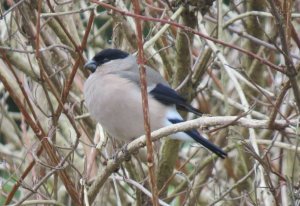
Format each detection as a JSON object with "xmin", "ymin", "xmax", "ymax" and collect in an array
[
  {"xmin": 268, "ymin": 0, "xmax": 300, "ymax": 112},
  {"xmin": 132, "ymin": 0, "xmax": 159, "ymax": 205},
  {"xmin": 110, "ymin": 175, "xmax": 170, "ymax": 206},
  {"xmin": 90, "ymin": 0, "xmax": 284, "ymax": 73}
]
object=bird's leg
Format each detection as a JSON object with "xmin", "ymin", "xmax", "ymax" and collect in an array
[
  {"xmin": 111, "ymin": 142, "xmax": 131, "ymax": 162},
  {"xmin": 120, "ymin": 143, "xmax": 131, "ymax": 161},
  {"xmin": 120, "ymin": 137, "xmax": 138, "ymax": 161}
]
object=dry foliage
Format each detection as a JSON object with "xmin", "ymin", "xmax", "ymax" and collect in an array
[{"xmin": 1, "ymin": 0, "xmax": 300, "ymax": 205}]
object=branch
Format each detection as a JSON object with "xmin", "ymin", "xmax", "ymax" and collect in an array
[
  {"xmin": 87, "ymin": 115, "xmax": 295, "ymax": 202},
  {"xmin": 131, "ymin": 0, "xmax": 159, "ymax": 205},
  {"xmin": 89, "ymin": 0, "xmax": 284, "ymax": 74}
]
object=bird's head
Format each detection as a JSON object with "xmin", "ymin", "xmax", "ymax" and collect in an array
[{"xmin": 84, "ymin": 49, "xmax": 129, "ymax": 73}]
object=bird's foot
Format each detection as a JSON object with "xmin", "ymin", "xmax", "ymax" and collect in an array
[
  {"xmin": 121, "ymin": 143, "xmax": 131, "ymax": 161},
  {"xmin": 111, "ymin": 143, "xmax": 131, "ymax": 162}
]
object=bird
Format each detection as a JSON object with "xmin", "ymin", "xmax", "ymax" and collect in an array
[{"xmin": 83, "ymin": 48, "xmax": 227, "ymax": 158}]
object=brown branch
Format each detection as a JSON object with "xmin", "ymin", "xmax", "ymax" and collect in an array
[
  {"xmin": 158, "ymin": 150, "xmax": 199, "ymax": 196},
  {"xmin": 86, "ymin": 115, "xmax": 295, "ymax": 203},
  {"xmin": 90, "ymin": 0, "xmax": 284, "ymax": 74},
  {"xmin": 4, "ymin": 147, "xmax": 43, "ymax": 205},
  {"xmin": 0, "ymin": 53, "xmax": 81, "ymax": 205},
  {"xmin": 0, "ymin": 54, "xmax": 44, "ymax": 135},
  {"xmin": 268, "ymin": 0, "xmax": 300, "ymax": 112},
  {"xmin": 0, "ymin": 7, "xmax": 95, "ymax": 206},
  {"xmin": 45, "ymin": 0, "xmax": 89, "ymax": 79},
  {"xmin": 132, "ymin": 0, "xmax": 159, "ymax": 205},
  {"xmin": 13, "ymin": 161, "xmax": 67, "ymax": 205},
  {"xmin": 291, "ymin": 23, "xmax": 300, "ymax": 50},
  {"xmin": 247, "ymin": 77, "xmax": 290, "ymax": 122},
  {"xmin": 53, "ymin": 10, "xmax": 94, "ymax": 124},
  {"xmin": 268, "ymin": 80, "xmax": 291, "ymax": 128},
  {"xmin": 35, "ymin": 0, "xmax": 42, "ymax": 58}
]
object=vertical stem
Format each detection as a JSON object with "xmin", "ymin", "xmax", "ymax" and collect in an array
[
  {"xmin": 268, "ymin": 0, "xmax": 300, "ymax": 112},
  {"xmin": 35, "ymin": 0, "xmax": 42, "ymax": 58},
  {"xmin": 131, "ymin": 1, "xmax": 159, "ymax": 205},
  {"xmin": 217, "ymin": 0, "xmax": 222, "ymax": 39}
]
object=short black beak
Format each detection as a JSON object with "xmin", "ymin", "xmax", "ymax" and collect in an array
[{"xmin": 84, "ymin": 60, "xmax": 97, "ymax": 73}]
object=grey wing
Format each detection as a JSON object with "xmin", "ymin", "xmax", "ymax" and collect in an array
[
  {"xmin": 115, "ymin": 66, "xmax": 169, "ymax": 88},
  {"xmin": 145, "ymin": 66, "xmax": 169, "ymax": 86},
  {"xmin": 114, "ymin": 67, "xmax": 202, "ymax": 115}
]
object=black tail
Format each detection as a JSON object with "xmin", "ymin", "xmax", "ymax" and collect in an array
[{"xmin": 169, "ymin": 119, "xmax": 227, "ymax": 159}]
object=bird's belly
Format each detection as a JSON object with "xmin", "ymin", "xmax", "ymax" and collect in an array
[
  {"xmin": 84, "ymin": 76, "xmax": 167, "ymax": 140},
  {"xmin": 93, "ymin": 98, "xmax": 167, "ymax": 140}
]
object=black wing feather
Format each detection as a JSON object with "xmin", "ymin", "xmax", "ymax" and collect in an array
[{"xmin": 149, "ymin": 83, "xmax": 202, "ymax": 116}]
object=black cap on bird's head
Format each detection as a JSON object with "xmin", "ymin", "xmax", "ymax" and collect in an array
[{"xmin": 84, "ymin": 49, "xmax": 129, "ymax": 73}]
